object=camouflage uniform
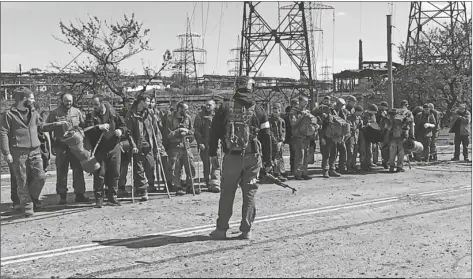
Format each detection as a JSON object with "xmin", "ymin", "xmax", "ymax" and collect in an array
[
  {"xmin": 164, "ymin": 111, "xmax": 196, "ymax": 194},
  {"xmin": 269, "ymin": 114, "xmax": 286, "ymax": 176}
]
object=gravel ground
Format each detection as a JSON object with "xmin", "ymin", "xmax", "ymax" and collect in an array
[{"xmin": 0, "ymin": 145, "xmax": 471, "ymax": 278}]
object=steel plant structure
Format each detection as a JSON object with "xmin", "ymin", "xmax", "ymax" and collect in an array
[
  {"xmin": 404, "ymin": 1, "xmax": 470, "ymax": 65},
  {"xmin": 238, "ymin": 1, "xmax": 333, "ymax": 108}
]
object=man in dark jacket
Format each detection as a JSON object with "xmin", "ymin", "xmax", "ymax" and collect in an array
[
  {"xmin": 427, "ymin": 103, "xmax": 440, "ymax": 161},
  {"xmin": 127, "ymin": 94, "xmax": 166, "ymax": 201},
  {"xmin": 46, "ymin": 93, "xmax": 89, "ymax": 205},
  {"xmin": 283, "ymin": 99, "xmax": 298, "ymax": 175},
  {"xmin": 84, "ymin": 95, "xmax": 128, "ymax": 208},
  {"xmin": 449, "ymin": 103, "xmax": 471, "ymax": 162},
  {"xmin": 117, "ymin": 96, "xmax": 136, "ymax": 197},
  {"xmin": 194, "ymin": 99, "xmax": 221, "ymax": 192},
  {"xmin": 208, "ymin": 76, "xmax": 272, "ymax": 240},
  {"xmin": 414, "ymin": 104, "xmax": 436, "ymax": 162},
  {"xmin": 0, "ymin": 87, "xmax": 60, "ymax": 216},
  {"xmin": 164, "ymin": 101, "xmax": 198, "ymax": 196}
]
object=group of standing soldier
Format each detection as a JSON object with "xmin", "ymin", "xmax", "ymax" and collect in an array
[
  {"xmin": 1, "ymin": 84, "xmax": 470, "ymax": 226},
  {"xmin": 266, "ymin": 94, "xmax": 470, "ymax": 181},
  {"xmin": 0, "ymin": 87, "xmax": 226, "ymax": 215}
]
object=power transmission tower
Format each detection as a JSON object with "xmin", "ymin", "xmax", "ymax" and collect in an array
[
  {"xmin": 239, "ymin": 1, "xmax": 332, "ymax": 108},
  {"xmin": 227, "ymin": 36, "xmax": 241, "ymax": 76},
  {"xmin": 404, "ymin": 1, "xmax": 470, "ymax": 65},
  {"xmin": 173, "ymin": 17, "xmax": 207, "ymax": 93}
]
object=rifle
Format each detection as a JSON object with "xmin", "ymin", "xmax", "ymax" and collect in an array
[{"xmin": 261, "ymin": 172, "xmax": 297, "ymax": 194}]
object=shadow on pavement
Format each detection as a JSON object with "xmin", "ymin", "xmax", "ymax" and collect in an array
[
  {"xmin": 0, "ymin": 205, "xmax": 95, "ymax": 224},
  {"xmin": 93, "ymin": 234, "xmax": 215, "ymax": 249}
]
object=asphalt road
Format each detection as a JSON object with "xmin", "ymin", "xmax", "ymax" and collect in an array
[{"xmin": 0, "ymin": 146, "xmax": 471, "ymax": 278}]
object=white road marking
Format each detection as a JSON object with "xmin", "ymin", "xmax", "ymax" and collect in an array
[{"xmin": 1, "ymin": 186, "xmax": 470, "ymax": 266}]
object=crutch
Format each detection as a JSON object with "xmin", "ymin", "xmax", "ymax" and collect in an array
[
  {"xmin": 157, "ymin": 154, "xmax": 171, "ymax": 199},
  {"xmin": 150, "ymin": 126, "xmax": 171, "ymax": 199},
  {"xmin": 128, "ymin": 135, "xmax": 138, "ymax": 203},
  {"xmin": 130, "ymin": 153, "xmax": 135, "ymax": 203},
  {"xmin": 197, "ymin": 146, "xmax": 202, "ymax": 192},
  {"xmin": 184, "ymin": 136, "xmax": 196, "ymax": 196}
]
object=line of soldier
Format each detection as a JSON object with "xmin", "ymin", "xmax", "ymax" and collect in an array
[
  {"xmin": 1, "ymin": 86, "xmax": 470, "ymax": 218},
  {"xmin": 270, "ymin": 95, "xmax": 470, "ymax": 181},
  {"xmin": 0, "ymin": 87, "xmax": 225, "ymax": 215}
]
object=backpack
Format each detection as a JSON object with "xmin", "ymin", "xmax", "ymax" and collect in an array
[
  {"xmin": 225, "ymin": 100, "xmax": 259, "ymax": 153},
  {"xmin": 392, "ymin": 110, "xmax": 408, "ymax": 138},
  {"xmin": 326, "ymin": 115, "xmax": 350, "ymax": 143},
  {"xmin": 300, "ymin": 113, "xmax": 319, "ymax": 137}
]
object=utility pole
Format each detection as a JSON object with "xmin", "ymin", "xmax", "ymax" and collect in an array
[{"xmin": 386, "ymin": 14, "xmax": 393, "ymax": 109}]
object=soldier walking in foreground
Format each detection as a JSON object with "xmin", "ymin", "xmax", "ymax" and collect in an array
[{"xmin": 209, "ymin": 76, "xmax": 272, "ymax": 240}]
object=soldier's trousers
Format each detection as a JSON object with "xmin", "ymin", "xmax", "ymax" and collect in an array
[
  {"xmin": 118, "ymin": 151, "xmax": 131, "ymax": 190},
  {"xmin": 9, "ymin": 165, "xmax": 19, "ymax": 204},
  {"xmin": 389, "ymin": 139, "xmax": 405, "ymax": 168},
  {"xmin": 292, "ymin": 137, "xmax": 310, "ymax": 177},
  {"xmin": 200, "ymin": 146, "xmax": 221, "ymax": 183},
  {"xmin": 289, "ymin": 141, "xmax": 295, "ymax": 173},
  {"xmin": 337, "ymin": 141, "xmax": 347, "ymax": 170},
  {"xmin": 93, "ymin": 144, "xmax": 121, "ymax": 198},
  {"xmin": 169, "ymin": 147, "xmax": 195, "ymax": 190},
  {"xmin": 345, "ymin": 137, "xmax": 357, "ymax": 171},
  {"xmin": 454, "ymin": 134, "xmax": 469, "ymax": 159},
  {"xmin": 359, "ymin": 133, "xmax": 373, "ymax": 169},
  {"xmin": 54, "ymin": 146, "xmax": 86, "ymax": 195},
  {"xmin": 430, "ymin": 131, "xmax": 438, "ymax": 159},
  {"xmin": 10, "ymin": 147, "xmax": 46, "ymax": 208},
  {"xmin": 217, "ymin": 153, "xmax": 261, "ymax": 233},
  {"xmin": 272, "ymin": 142, "xmax": 286, "ymax": 175},
  {"xmin": 321, "ymin": 137, "xmax": 337, "ymax": 171},
  {"xmin": 133, "ymin": 149, "xmax": 155, "ymax": 193}
]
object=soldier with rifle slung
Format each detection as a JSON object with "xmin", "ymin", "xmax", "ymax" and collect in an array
[{"xmin": 208, "ymin": 76, "xmax": 272, "ymax": 240}]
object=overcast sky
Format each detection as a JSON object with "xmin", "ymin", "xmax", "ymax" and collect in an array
[{"xmin": 1, "ymin": 1, "xmax": 471, "ymax": 79}]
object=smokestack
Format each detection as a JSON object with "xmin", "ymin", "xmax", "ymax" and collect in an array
[{"xmin": 358, "ymin": 40, "xmax": 363, "ymax": 70}]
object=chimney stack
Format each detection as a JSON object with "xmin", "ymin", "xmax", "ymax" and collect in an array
[{"xmin": 358, "ymin": 40, "xmax": 363, "ymax": 70}]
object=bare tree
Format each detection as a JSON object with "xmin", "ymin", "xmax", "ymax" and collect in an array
[{"xmin": 51, "ymin": 14, "xmax": 152, "ymax": 101}]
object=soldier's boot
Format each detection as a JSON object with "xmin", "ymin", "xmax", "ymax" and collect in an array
[
  {"xmin": 210, "ymin": 229, "xmax": 227, "ymax": 240},
  {"xmin": 329, "ymin": 169, "xmax": 341, "ymax": 177},
  {"xmin": 451, "ymin": 156, "xmax": 460, "ymax": 161},
  {"xmin": 24, "ymin": 203, "xmax": 35, "ymax": 217},
  {"xmin": 140, "ymin": 191, "xmax": 149, "ymax": 202},
  {"xmin": 238, "ymin": 231, "xmax": 252, "ymax": 240},
  {"xmin": 106, "ymin": 190, "xmax": 121, "ymax": 206},
  {"xmin": 301, "ymin": 174, "xmax": 312, "ymax": 180},
  {"xmin": 322, "ymin": 170, "xmax": 330, "ymax": 178},
  {"xmin": 396, "ymin": 167, "xmax": 405, "ymax": 172},
  {"xmin": 32, "ymin": 199, "xmax": 43, "ymax": 212},
  {"xmin": 389, "ymin": 166, "xmax": 395, "ymax": 173},
  {"xmin": 208, "ymin": 185, "xmax": 221, "ymax": 193},
  {"xmin": 58, "ymin": 194, "xmax": 68, "ymax": 205},
  {"xmin": 95, "ymin": 198, "xmax": 104, "ymax": 208},
  {"xmin": 75, "ymin": 193, "xmax": 90, "ymax": 203},
  {"xmin": 382, "ymin": 162, "xmax": 389, "ymax": 169},
  {"xmin": 464, "ymin": 157, "xmax": 471, "ymax": 162}
]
